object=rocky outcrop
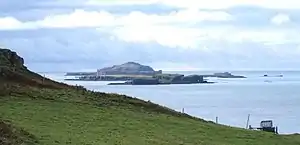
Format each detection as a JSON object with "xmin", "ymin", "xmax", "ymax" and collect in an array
[
  {"xmin": 97, "ymin": 62, "xmax": 162, "ymax": 75},
  {"xmin": 108, "ymin": 75, "xmax": 211, "ymax": 85},
  {"xmin": 182, "ymin": 75, "xmax": 204, "ymax": 83},
  {"xmin": 131, "ymin": 78, "xmax": 160, "ymax": 85},
  {"xmin": 262, "ymin": 74, "xmax": 283, "ymax": 77},
  {"xmin": 0, "ymin": 48, "xmax": 80, "ymax": 90},
  {"xmin": 0, "ymin": 48, "xmax": 26, "ymax": 69},
  {"xmin": 203, "ymin": 72, "xmax": 246, "ymax": 78}
]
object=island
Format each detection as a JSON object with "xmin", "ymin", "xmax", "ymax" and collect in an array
[
  {"xmin": 65, "ymin": 62, "xmax": 162, "ymax": 81},
  {"xmin": 108, "ymin": 74, "xmax": 213, "ymax": 85},
  {"xmin": 64, "ymin": 62, "xmax": 246, "ymax": 85},
  {"xmin": 65, "ymin": 62, "xmax": 162, "ymax": 77}
]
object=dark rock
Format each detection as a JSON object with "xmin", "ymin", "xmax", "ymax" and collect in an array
[
  {"xmin": 213, "ymin": 72, "xmax": 246, "ymax": 78},
  {"xmin": 182, "ymin": 75, "xmax": 204, "ymax": 83},
  {"xmin": 131, "ymin": 78, "xmax": 159, "ymax": 85},
  {"xmin": 108, "ymin": 74, "xmax": 211, "ymax": 85},
  {"xmin": 262, "ymin": 74, "xmax": 283, "ymax": 77},
  {"xmin": 0, "ymin": 48, "xmax": 80, "ymax": 90},
  {"xmin": 0, "ymin": 48, "xmax": 25, "ymax": 69},
  {"xmin": 171, "ymin": 75, "xmax": 184, "ymax": 82},
  {"xmin": 170, "ymin": 75, "xmax": 205, "ymax": 84}
]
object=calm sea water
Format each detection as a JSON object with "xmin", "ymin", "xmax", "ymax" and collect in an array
[{"xmin": 44, "ymin": 71, "xmax": 300, "ymax": 134}]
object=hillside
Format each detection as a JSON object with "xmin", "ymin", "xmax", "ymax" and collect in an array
[
  {"xmin": 1, "ymin": 48, "xmax": 300, "ymax": 145},
  {"xmin": 0, "ymin": 48, "xmax": 85, "ymax": 91}
]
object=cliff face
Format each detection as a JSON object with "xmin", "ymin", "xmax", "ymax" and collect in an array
[
  {"xmin": 0, "ymin": 48, "xmax": 25, "ymax": 69},
  {"xmin": 98, "ymin": 62, "xmax": 160, "ymax": 75}
]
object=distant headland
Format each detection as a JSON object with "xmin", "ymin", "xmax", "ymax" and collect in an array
[{"xmin": 65, "ymin": 62, "xmax": 246, "ymax": 85}]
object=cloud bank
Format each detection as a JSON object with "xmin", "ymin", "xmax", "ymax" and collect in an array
[{"xmin": 1, "ymin": 0, "xmax": 300, "ymax": 71}]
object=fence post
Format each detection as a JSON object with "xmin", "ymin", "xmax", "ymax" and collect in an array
[
  {"xmin": 246, "ymin": 114, "xmax": 250, "ymax": 129},
  {"xmin": 42, "ymin": 74, "xmax": 45, "ymax": 84}
]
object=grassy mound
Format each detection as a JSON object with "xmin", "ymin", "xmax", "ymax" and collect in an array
[{"xmin": 1, "ymin": 48, "xmax": 300, "ymax": 145}]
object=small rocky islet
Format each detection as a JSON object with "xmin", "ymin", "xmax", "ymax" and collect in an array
[{"xmin": 65, "ymin": 62, "xmax": 246, "ymax": 85}]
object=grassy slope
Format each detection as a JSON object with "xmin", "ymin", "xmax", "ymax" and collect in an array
[
  {"xmin": 1, "ymin": 49, "xmax": 300, "ymax": 145},
  {"xmin": 1, "ymin": 87, "xmax": 300, "ymax": 145}
]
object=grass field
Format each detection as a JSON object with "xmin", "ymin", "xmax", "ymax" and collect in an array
[{"xmin": 1, "ymin": 87, "xmax": 300, "ymax": 145}]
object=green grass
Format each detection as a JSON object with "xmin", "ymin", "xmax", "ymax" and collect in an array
[{"xmin": 1, "ymin": 88, "xmax": 300, "ymax": 145}]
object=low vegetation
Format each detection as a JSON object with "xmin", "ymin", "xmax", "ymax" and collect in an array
[
  {"xmin": 0, "ymin": 119, "xmax": 37, "ymax": 145},
  {"xmin": 1, "ymin": 48, "xmax": 300, "ymax": 145}
]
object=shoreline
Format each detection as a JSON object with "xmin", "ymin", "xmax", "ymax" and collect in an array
[{"xmin": 107, "ymin": 81, "xmax": 215, "ymax": 85}]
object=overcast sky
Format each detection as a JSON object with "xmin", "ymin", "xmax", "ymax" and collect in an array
[{"xmin": 1, "ymin": 0, "xmax": 300, "ymax": 72}]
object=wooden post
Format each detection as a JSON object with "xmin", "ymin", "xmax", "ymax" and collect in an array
[
  {"xmin": 246, "ymin": 114, "xmax": 250, "ymax": 129},
  {"xmin": 42, "ymin": 74, "xmax": 45, "ymax": 84}
]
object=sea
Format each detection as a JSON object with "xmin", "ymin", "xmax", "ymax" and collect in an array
[{"xmin": 42, "ymin": 71, "xmax": 300, "ymax": 134}]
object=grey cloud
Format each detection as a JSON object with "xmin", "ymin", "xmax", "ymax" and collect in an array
[
  {"xmin": 2, "ymin": 0, "xmax": 300, "ymax": 28},
  {"xmin": 0, "ymin": 0, "xmax": 178, "ymax": 21},
  {"xmin": 3, "ymin": 1, "xmax": 300, "ymax": 29},
  {"xmin": 1, "ymin": 2, "xmax": 300, "ymax": 71},
  {"xmin": 1, "ymin": 28, "xmax": 300, "ymax": 72}
]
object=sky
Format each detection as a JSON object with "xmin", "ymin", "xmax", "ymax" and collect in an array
[{"xmin": 1, "ymin": 0, "xmax": 300, "ymax": 72}]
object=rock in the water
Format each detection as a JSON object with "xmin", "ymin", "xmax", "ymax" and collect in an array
[
  {"xmin": 171, "ymin": 75, "xmax": 204, "ymax": 84},
  {"xmin": 213, "ymin": 72, "xmax": 246, "ymax": 78},
  {"xmin": 108, "ymin": 74, "xmax": 210, "ymax": 85},
  {"xmin": 182, "ymin": 75, "xmax": 204, "ymax": 83},
  {"xmin": 131, "ymin": 78, "xmax": 160, "ymax": 85}
]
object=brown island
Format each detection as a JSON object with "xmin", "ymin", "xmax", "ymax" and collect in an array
[{"xmin": 65, "ymin": 62, "xmax": 246, "ymax": 85}]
